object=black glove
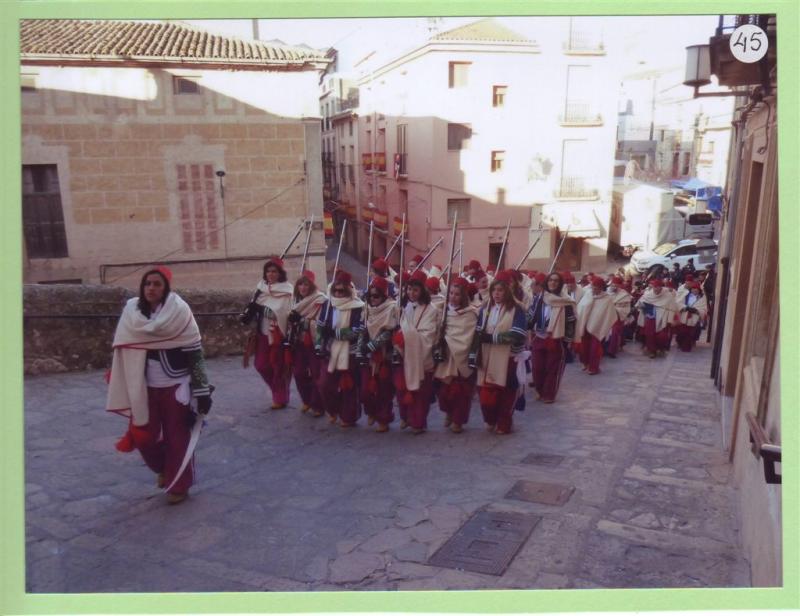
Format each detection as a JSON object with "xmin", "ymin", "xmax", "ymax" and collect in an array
[
  {"xmin": 240, "ymin": 302, "xmax": 258, "ymax": 325},
  {"xmin": 196, "ymin": 394, "xmax": 212, "ymax": 415},
  {"xmin": 288, "ymin": 310, "xmax": 302, "ymax": 324}
]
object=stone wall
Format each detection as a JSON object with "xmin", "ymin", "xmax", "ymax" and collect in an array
[{"xmin": 23, "ymin": 284, "xmax": 252, "ymax": 375}]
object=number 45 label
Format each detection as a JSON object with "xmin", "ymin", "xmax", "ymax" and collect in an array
[{"xmin": 730, "ymin": 24, "xmax": 768, "ymax": 63}]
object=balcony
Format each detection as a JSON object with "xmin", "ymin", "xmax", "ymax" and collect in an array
[
  {"xmin": 554, "ymin": 176, "xmax": 599, "ymax": 200},
  {"xmin": 563, "ymin": 32, "xmax": 605, "ymax": 55},
  {"xmin": 559, "ymin": 101, "xmax": 603, "ymax": 126},
  {"xmin": 396, "ymin": 152, "xmax": 408, "ymax": 177},
  {"xmin": 339, "ymin": 163, "xmax": 347, "ymax": 185},
  {"xmin": 348, "ymin": 164, "xmax": 355, "ymax": 184}
]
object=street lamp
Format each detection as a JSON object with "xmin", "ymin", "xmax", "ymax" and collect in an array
[
  {"xmin": 684, "ymin": 44, "xmax": 711, "ymax": 88},
  {"xmin": 216, "ymin": 170, "xmax": 229, "ymax": 258}
]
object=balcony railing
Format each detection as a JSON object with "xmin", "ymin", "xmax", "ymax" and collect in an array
[
  {"xmin": 563, "ymin": 32, "xmax": 605, "ymax": 54},
  {"xmin": 559, "ymin": 101, "xmax": 603, "ymax": 126},
  {"xmin": 554, "ymin": 176, "xmax": 599, "ymax": 200}
]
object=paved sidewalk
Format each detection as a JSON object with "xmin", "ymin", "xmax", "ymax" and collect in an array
[{"xmin": 24, "ymin": 341, "xmax": 750, "ymax": 592}]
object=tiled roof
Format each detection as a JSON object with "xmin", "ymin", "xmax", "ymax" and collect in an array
[
  {"xmin": 432, "ymin": 18, "xmax": 535, "ymax": 44},
  {"xmin": 20, "ymin": 19, "xmax": 329, "ymax": 68}
]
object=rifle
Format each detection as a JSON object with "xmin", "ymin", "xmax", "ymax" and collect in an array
[
  {"xmin": 458, "ymin": 231, "xmax": 464, "ymax": 274},
  {"xmin": 548, "ymin": 226, "xmax": 571, "ymax": 275},
  {"xmin": 285, "ymin": 216, "xmax": 316, "ymax": 350},
  {"xmin": 496, "ymin": 218, "xmax": 511, "ymax": 270},
  {"xmin": 433, "ymin": 213, "xmax": 458, "ymax": 364},
  {"xmin": 384, "ymin": 230, "xmax": 402, "ymax": 261},
  {"xmin": 439, "ymin": 247, "xmax": 462, "ymax": 281},
  {"xmin": 409, "ymin": 236, "xmax": 444, "ymax": 274},
  {"xmin": 514, "ymin": 223, "xmax": 544, "ymax": 271},
  {"xmin": 365, "ymin": 220, "xmax": 374, "ymax": 290},
  {"xmin": 316, "ymin": 219, "xmax": 347, "ymax": 357},
  {"xmin": 279, "ymin": 219, "xmax": 307, "ymax": 260},
  {"xmin": 392, "ymin": 214, "xmax": 406, "ymax": 365}
]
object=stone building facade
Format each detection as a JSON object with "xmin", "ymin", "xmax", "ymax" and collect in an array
[{"xmin": 20, "ymin": 19, "xmax": 329, "ymax": 289}]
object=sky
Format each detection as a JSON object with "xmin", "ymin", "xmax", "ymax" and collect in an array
[{"xmin": 182, "ymin": 14, "xmax": 721, "ymax": 77}]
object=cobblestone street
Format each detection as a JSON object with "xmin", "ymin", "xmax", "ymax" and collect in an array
[{"xmin": 24, "ymin": 341, "xmax": 750, "ymax": 592}]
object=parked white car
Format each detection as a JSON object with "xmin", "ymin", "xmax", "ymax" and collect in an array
[{"xmin": 629, "ymin": 238, "xmax": 718, "ymax": 274}]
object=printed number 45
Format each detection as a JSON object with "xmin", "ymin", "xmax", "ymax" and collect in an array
[{"xmin": 733, "ymin": 30, "xmax": 763, "ymax": 52}]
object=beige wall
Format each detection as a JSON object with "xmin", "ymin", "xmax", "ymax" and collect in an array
[{"xmin": 21, "ymin": 65, "xmax": 325, "ymax": 289}]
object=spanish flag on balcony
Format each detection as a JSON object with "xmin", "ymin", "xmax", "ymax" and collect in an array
[
  {"xmin": 323, "ymin": 211, "xmax": 334, "ymax": 238},
  {"xmin": 374, "ymin": 210, "xmax": 388, "ymax": 230},
  {"xmin": 362, "ymin": 152, "xmax": 373, "ymax": 171},
  {"xmin": 375, "ymin": 152, "xmax": 386, "ymax": 172},
  {"xmin": 392, "ymin": 216, "xmax": 408, "ymax": 235}
]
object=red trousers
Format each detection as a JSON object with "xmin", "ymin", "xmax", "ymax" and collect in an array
[
  {"xmin": 394, "ymin": 368, "xmax": 434, "ymax": 430},
  {"xmin": 578, "ymin": 333, "xmax": 604, "ymax": 374},
  {"xmin": 675, "ymin": 323, "xmax": 699, "ymax": 352},
  {"xmin": 138, "ymin": 385, "xmax": 193, "ymax": 495},
  {"xmin": 360, "ymin": 357, "xmax": 395, "ymax": 425},
  {"xmin": 436, "ymin": 375, "xmax": 475, "ymax": 426},
  {"xmin": 606, "ymin": 320, "xmax": 624, "ymax": 356},
  {"xmin": 254, "ymin": 332, "xmax": 291, "ymax": 406},
  {"xmin": 642, "ymin": 319, "xmax": 672, "ymax": 354},
  {"xmin": 292, "ymin": 343, "xmax": 324, "ymax": 412},
  {"xmin": 532, "ymin": 336, "xmax": 566, "ymax": 402},
  {"xmin": 319, "ymin": 368, "xmax": 360, "ymax": 424}
]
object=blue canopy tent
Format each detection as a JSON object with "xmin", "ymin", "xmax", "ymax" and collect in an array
[{"xmin": 670, "ymin": 177, "xmax": 722, "ymax": 215}]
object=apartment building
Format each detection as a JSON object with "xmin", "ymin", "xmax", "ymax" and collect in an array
[
  {"xmin": 21, "ymin": 19, "xmax": 329, "ymax": 289},
  {"xmin": 338, "ymin": 17, "xmax": 621, "ymax": 273}
]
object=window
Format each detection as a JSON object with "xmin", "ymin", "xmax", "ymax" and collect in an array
[
  {"xmin": 562, "ymin": 65, "xmax": 599, "ymax": 124},
  {"xmin": 173, "ymin": 76, "xmax": 200, "ymax": 95},
  {"xmin": 176, "ymin": 163, "xmax": 220, "ymax": 252},
  {"xmin": 447, "ymin": 198, "xmax": 470, "ymax": 224},
  {"xmin": 682, "ymin": 152, "xmax": 691, "ymax": 175},
  {"xmin": 22, "ymin": 165, "xmax": 68, "ymax": 258},
  {"xmin": 491, "ymin": 151, "xmax": 505, "ymax": 172},
  {"xmin": 558, "ymin": 139, "xmax": 596, "ymax": 198},
  {"xmin": 396, "ymin": 124, "xmax": 408, "ymax": 175},
  {"xmin": 447, "ymin": 123, "xmax": 472, "ymax": 150},
  {"xmin": 349, "ymin": 120, "xmax": 353, "ymax": 136},
  {"xmin": 670, "ymin": 245, "xmax": 698, "ymax": 257},
  {"xmin": 448, "ymin": 62, "xmax": 470, "ymax": 88},
  {"xmin": 492, "ymin": 86, "xmax": 507, "ymax": 107}
]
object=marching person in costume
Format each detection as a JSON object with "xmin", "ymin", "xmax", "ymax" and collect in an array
[
  {"xmin": 574, "ymin": 277, "xmax": 619, "ymax": 375},
  {"xmin": 605, "ymin": 276, "xmax": 632, "ymax": 358},
  {"xmin": 471, "ymin": 270, "xmax": 490, "ymax": 309},
  {"xmin": 434, "ymin": 277, "xmax": 478, "ymax": 433},
  {"xmin": 106, "ymin": 266, "xmax": 212, "ymax": 505},
  {"xmin": 287, "ymin": 270, "xmax": 327, "ymax": 417},
  {"xmin": 636, "ymin": 278, "xmax": 679, "ymax": 358},
  {"xmin": 470, "ymin": 271, "xmax": 527, "ymax": 434},
  {"xmin": 392, "ymin": 270, "xmax": 440, "ymax": 434},
  {"xmin": 315, "ymin": 270, "xmax": 365, "ymax": 427},
  {"xmin": 244, "ymin": 257, "xmax": 294, "ymax": 410},
  {"xmin": 675, "ymin": 282, "xmax": 708, "ymax": 352},
  {"xmin": 528, "ymin": 272, "xmax": 577, "ymax": 404},
  {"xmin": 370, "ymin": 258, "xmax": 396, "ymax": 298},
  {"xmin": 358, "ymin": 277, "xmax": 399, "ymax": 432}
]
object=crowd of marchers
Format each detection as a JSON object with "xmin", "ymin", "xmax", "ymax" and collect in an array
[{"xmin": 102, "ymin": 253, "xmax": 714, "ymax": 505}]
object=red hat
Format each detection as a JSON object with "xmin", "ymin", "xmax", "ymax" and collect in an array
[
  {"xmin": 563, "ymin": 271, "xmax": 576, "ymax": 284},
  {"xmin": 649, "ymin": 278, "xmax": 663, "ymax": 288},
  {"xmin": 452, "ymin": 276, "xmax": 469, "ymax": 288},
  {"xmin": 468, "ymin": 260, "xmax": 482, "ymax": 271},
  {"xmin": 372, "ymin": 258, "xmax": 389, "ymax": 275},
  {"xmin": 394, "ymin": 270, "xmax": 411, "ymax": 286},
  {"xmin": 687, "ymin": 281, "xmax": 701, "ymax": 290},
  {"xmin": 534, "ymin": 272, "xmax": 547, "ymax": 285},
  {"xmin": 408, "ymin": 270, "xmax": 427, "ymax": 284},
  {"xmin": 265, "ymin": 256, "xmax": 285, "ymax": 271},
  {"xmin": 153, "ymin": 265, "xmax": 172, "ymax": 284},
  {"xmin": 300, "ymin": 270, "xmax": 316, "ymax": 283},
  {"xmin": 425, "ymin": 276, "xmax": 441, "ymax": 292},
  {"xmin": 466, "ymin": 282, "xmax": 478, "ymax": 299},
  {"xmin": 685, "ymin": 274, "xmax": 695, "ymax": 282},
  {"xmin": 333, "ymin": 269, "xmax": 352, "ymax": 286},
  {"xmin": 591, "ymin": 277, "xmax": 605, "ymax": 289},
  {"xmin": 411, "ymin": 254, "xmax": 425, "ymax": 264},
  {"xmin": 370, "ymin": 276, "xmax": 388, "ymax": 294},
  {"xmin": 610, "ymin": 276, "xmax": 623, "ymax": 286},
  {"xmin": 494, "ymin": 270, "xmax": 514, "ymax": 284}
]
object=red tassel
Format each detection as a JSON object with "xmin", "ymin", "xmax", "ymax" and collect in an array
[
  {"xmin": 303, "ymin": 331, "xmax": 313, "ymax": 347},
  {"xmin": 340, "ymin": 371, "xmax": 354, "ymax": 391},
  {"xmin": 479, "ymin": 386, "xmax": 498, "ymax": 407},
  {"xmin": 392, "ymin": 330, "xmax": 404, "ymax": 348},
  {"xmin": 402, "ymin": 390, "xmax": 414, "ymax": 405},
  {"xmin": 368, "ymin": 376, "xmax": 379, "ymax": 394}
]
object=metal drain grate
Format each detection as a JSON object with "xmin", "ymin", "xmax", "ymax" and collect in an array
[
  {"xmin": 505, "ymin": 480, "xmax": 575, "ymax": 506},
  {"xmin": 427, "ymin": 510, "xmax": 541, "ymax": 576},
  {"xmin": 521, "ymin": 453, "xmax": 565, "ymax": 467}
]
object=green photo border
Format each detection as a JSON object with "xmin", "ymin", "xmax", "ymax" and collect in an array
[{"xmin": 1, "ymin": 0, "xmax": 797, "ymax": 614}]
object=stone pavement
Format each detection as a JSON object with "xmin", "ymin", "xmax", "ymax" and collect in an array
[{"xmin": 24, "ymin": 341, "xmax": 750, "ymax": 592}]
